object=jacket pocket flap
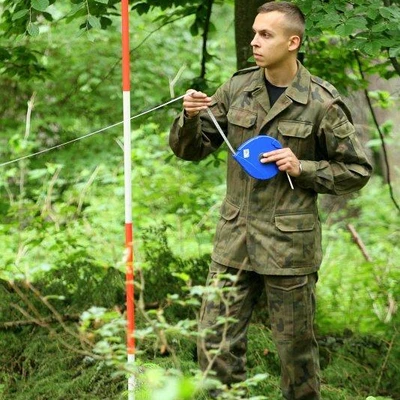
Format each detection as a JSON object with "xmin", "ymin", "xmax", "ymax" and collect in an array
[
  {"xmin": 278, "ymin": 120, "xmax": 313, "ymax": 139},
  {"xmin": 275, "ymin": 214, "xmax": 315, "ymax": 232},
  {"xmin": 227, "ymin": 108, "xmax": 257, "ymax": 128},
  {"xmin": 220, "ymin": 199, "xmax": 240, "ymax": 221},
  {"xmin": 332, "ymin": 120, "xmax": 356, "ymax": 138}
]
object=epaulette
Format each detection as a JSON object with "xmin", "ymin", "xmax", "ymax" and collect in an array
[
  {"xmin": 311, "ymin": 75, "xmax": 340, "ymax": 98},
  {"xmin": 232, "ymin": 66, "xmax": 260, "ymax": 77}
]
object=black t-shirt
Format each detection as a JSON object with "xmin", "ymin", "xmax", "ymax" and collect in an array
[{"xmin": 265, "ymin": 77, "xmax": 287, "ymax": 107}]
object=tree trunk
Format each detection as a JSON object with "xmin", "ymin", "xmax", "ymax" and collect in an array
[{"xmin": 234, "ymin": 0, "xmax": 271, "ymax": 69}]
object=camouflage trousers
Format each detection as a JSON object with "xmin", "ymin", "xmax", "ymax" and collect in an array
[{"xmin": 198, "ymin": 262, "xmax": 321, "ymax": 400}]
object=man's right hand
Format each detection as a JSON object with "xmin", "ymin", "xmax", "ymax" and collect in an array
[{"xmin": 183, "ymin": 90, "xmax": 212, "ymax": 118}]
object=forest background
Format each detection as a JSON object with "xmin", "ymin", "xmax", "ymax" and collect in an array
[{"xmin": 0, "ymin": 0, "xmax": 400, "ymax": 399}]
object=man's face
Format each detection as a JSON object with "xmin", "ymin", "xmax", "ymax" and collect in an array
[{"xmin": 251, "ymin": 11, "xmax": 295, "ymax": 69}]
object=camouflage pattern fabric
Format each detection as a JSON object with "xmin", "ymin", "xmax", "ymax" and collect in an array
[
  {"xmin": 198, "ymin": 262, "xmax": 320, "ymax": 399},
  {"xmin": 169, "ymin": 62, "xmax": 372, "ymax": 276}
]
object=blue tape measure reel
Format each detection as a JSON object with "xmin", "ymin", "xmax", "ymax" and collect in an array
[{"xmin": 233, "ymin": 135, "xmax": 282, "ymax": 180}]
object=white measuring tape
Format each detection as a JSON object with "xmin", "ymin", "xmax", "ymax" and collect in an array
[
  {"xmin": 2, "ymin": 92, "xmax": 294, "ymax": 189},
  {"xmin": 0, "ymin": 93, "xmax": 187, "ymax": 168}
]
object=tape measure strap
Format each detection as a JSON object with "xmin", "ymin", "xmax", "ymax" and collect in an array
[{"xmin": 206, "ymin": 108, "xmax": 236, "ymax": 154}]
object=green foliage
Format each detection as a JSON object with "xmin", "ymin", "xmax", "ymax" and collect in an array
[
  {"xmin": 296, "ymin": 0, "xmax": 400, "ymax": 59},
  {"xmin": 317, "ymin": 177, "xmax": 400, "ymax": 335},
  {"xmin": 295, "ymin": 0, "xmax": 400, "ymax": 86},
  {"xmin": 0, "ymin": 0, "xmax": 231, "ymax": 90},
  {"xmin": 131, "ymin": 0, "xmax": 216, "ymax": 40},
  {"xmin": 302, "ymin": 35, "xmax": 365, "ymax": 94},
  {"xmin": 1, "ymin": 0, "xmax": 400, "ymax": 96},
  {"xmin": 1, "ymin": 0, "xmax": 121, "ymax": 36},
  {"xmin": 139, "ymin": 224, "xmax": 209, "ymax": 303}
]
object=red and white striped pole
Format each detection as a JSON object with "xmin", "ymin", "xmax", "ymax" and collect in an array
[{"xmin": 121, "ymin": 0, "xmax": 135, "ymax": 398}]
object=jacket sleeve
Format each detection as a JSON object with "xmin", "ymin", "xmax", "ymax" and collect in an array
[
  {"xmin": 295, "ymin": 99, "xmax": 373, "ymax": 195},
  {"xmin": 169, "ymin": 86, "xmax": 229, "ymax": 161}
]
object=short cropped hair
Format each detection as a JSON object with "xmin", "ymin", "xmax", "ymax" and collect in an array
[{"xmin": 257, "ymin": 1, "xmax": 305, "ymax": 44}]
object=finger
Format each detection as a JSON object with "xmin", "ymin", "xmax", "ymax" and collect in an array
[
  {"xmin": 184, "ymin": 90, "xmax": 210, "ymax": 101},
  {"xmin": 183, "ymin": 98, "xmax": 210, "ymax": 108},
  {"xmin": 183, "ymin": 101, "xmax": 210, "ymax": 113},
  {"xmin": 184, "ymin": 98, "xmax": 212, "ymax": 108},
  {"xmin": 259, "ymin": 149, "xmax": 286, "ymax": 163},
  {"xmin": 262, "ymin": 148, "xmax": 292, "ymax": 158},
  {"xmin": 183, "ymin": 95, "xmax": 212, "ymax": 114},
  {"xmin": 183, "ymin": 90, "xmax": 212, "ymax": 118},
  {"xmin": 276, "ymin": 159, "xmax": 292, "ymax": 170}
]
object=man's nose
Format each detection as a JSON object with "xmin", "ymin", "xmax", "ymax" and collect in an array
[{"xmin": 250, "ymin": 34, "xmax": 259, "ymax": 47}]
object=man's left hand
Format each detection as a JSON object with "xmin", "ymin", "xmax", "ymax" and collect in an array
[{"xmin": 260, "ymin": 148, "xmax": 301, "ymax": 177}]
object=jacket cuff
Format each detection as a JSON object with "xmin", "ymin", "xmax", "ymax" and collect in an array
[
  {"xmin": 295, "ymin": 160, "xmax": 316, "ymax": 183},
  {"xmin": 178, "ymin": 111, "xmax": 200, "ymax": 128}
]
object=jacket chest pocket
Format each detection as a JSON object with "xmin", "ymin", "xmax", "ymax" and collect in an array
[
  {"xmin": 278, "ymin": 120, "xmax": 314, "ymax": 157},
  {"xmin": 227, "ymin": 107, "xmax": 257, "ymax": 149}
]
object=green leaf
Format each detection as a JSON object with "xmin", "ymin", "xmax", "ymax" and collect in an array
[
  {"xmin": 27, "ymin": 23, "xmax": 40, "ymax": 36},
  {"xmin": 361, "ymin": 40, "xmax": 383, "ymax": 56},
  {"xmin": 88, "ymin": 15, "xmax": 101, "ymax": 29},
  {"xmin": 132, "ymin": 2, "xmax": 150, "ymax": 15},
  {"xmin": 333, "ymin": 2, "xmax": 347, "ymax": 12},
  {"xmin": 379, "ymin": 6, "xmax": 400, "ymax": 20},
  {"xmin": 389, "ymin": 46, "xmax": 400, "ymax": 58},
  {"xmin": 99, "ymin": 16, "xmax": 112, "ymax": 29},
  {"xmin": 379, "ymin": 8, "xmax": 392, "ymax": 19},
  {"xmin": 316, "ymin": 14, "xmax": 342, "ymax": 29},
  {"xmin": 335, "ymin": 17, "xmax": 368, "ymax": 36},
  {"xmin": 366, "ymin": 7, "xmax": 380, "ymax": 20},
  {"xmin": 12, "ymin": 9, "xmax": 29, "ymax": 21},
  {"xmin": 172, "ymin": 272, "xmax": 190, "ymax": 283},
  {"xmin": 31, "ymin": 0, "xmax": 50, "ymax": 12},
  {"xmin": 335, "ymin": 24, "xmax": 353, "ymax": 37},
  {"xmin": 371, "ymin": 22, "xmax": 389, "ymax": 33},
  {"xmin": 190, "ymin": 21, "xmax": 199, "ymax": 36},
  {"xmin": 95, "ymin": 0, "xmax": 109, "ymax": 3},
  {"xmin": 69, "ymin": 2, "xmax": 85, "ymax": 16},
  {"xmin": 349, "ymin": 16, "xmax": 368, "ymax": 30}
]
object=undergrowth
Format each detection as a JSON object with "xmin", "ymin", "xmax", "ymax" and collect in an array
[
  {"xmin": 0, "ymin": 165, "xmax": 399, "ymax": 399},
  {"xmin": 1, "ymin": 319, "xmax": 398, "ymax": 399},
  {"xmin": 0, "ymin": 328, "xmax": 124, "ymax": 400}
]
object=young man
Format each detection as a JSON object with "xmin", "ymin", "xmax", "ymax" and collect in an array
[{"xmin": 169, "ymin": 2, "xmax": 372, "ymax": 399}]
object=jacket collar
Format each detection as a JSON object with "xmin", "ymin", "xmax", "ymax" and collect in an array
[
  {"xmin": 285, "ymin": 62, "xmax": 311, "ymax": 105},
  {"xmin": 243, "ymin": 61, "xmax": 310, "ymax": 105}
]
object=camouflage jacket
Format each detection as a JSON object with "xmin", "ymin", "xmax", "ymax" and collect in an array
[{"xmin": 169, "ymin": 63, "xmax": 372, "ymax": 275}]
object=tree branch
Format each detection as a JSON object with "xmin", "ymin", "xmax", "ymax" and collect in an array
[
  {"xmin": 354, "ymin": 51, "xmax": 400, "ymax": 212},
  {"xmin": 0, "ymin": 314, "xmax": 81, "ymax": 330},
  {"xmin": 347, "ymin": 224, "xmax": 372, "ymax": 262},
  {"xmin": 389, "ymin": 56, "xmax": 400, "ymax": 76},
  {"xmin": 200, "ymin": 0, "xmax": 214, "ymax": 80}
]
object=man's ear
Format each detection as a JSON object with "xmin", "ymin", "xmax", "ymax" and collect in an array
[{"xmin": 288, "ymin": 35, "xmax": 301, "ymax": 52}]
